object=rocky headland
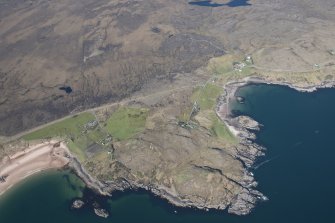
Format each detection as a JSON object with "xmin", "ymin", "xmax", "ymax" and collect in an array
[
  {"xmin": 70, "ymin": 73, "xmax": 335, "ymax": 215},
  {"xmin": 65, "ymin": 76, "xmax": 273, "ymax": 215}
]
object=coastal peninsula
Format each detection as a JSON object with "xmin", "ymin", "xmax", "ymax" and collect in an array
[{"xmin": 1, "ymin": 0, "xmax": 335, "ymax": 216}]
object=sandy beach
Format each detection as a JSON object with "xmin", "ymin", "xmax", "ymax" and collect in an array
[{"xmin": 0, "ymin": 141, "xmax": 70, "ymax": 196}]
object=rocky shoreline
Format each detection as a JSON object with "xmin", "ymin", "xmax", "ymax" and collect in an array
[
  {"xmin": 67, "ymin": 130, "xmax": 268, "ymax": 215},
  {"xmin": 214, "ymin": 76, "xmax": 335, "ymax": 213},
  {"xmin": 215, "ymin": 80, "xmax": 267, "ymax": 214}
]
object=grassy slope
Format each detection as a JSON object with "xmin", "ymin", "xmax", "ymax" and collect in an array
[
  {"xmin": 211, "ymin": 113, "xmax": 237, "ymax": 144},
  {"xmin": 191, "ymin": 83, "xmax": 237, "ymax": 144},
  {"xmin": 191, "ymin": 84, "xmax": 222, "ymax": 110},
  {"xmin": 67, "ymin": 140, "xmax": 86, "ymax": 162},
  {"xmin": 105, "ymin": 107, "xmax": 149, "ymax": 141}
]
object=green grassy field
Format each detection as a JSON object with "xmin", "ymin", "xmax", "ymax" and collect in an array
[
  {"xmin": 21, "ymin": 106, "xmax": 150, "ymax": 160},
  {"xmin": 105, "ymin": 106, "xmax": 149, "ymax": 141},
  {"xmin": 191, "ymin": 83, "xmax": 222, "ymax": 110},
  {"xmin": 22, "ymin": 113, "xmax": 96, "ymax": 141},
  {"xmin": 22, "ymin": 112, "xmax": 111, "ymax": 161},
  {"xmin": 67, "ymin": 140, "xmax": 87, "ymax": 162},
  {"xmin": 70, "ymin": 127, "xmax": 111, "ymax": 161}
]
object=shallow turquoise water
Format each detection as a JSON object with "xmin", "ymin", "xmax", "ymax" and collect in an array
[{"xmin": 1, "ymin": 84, "xmax": 335, "ymax": 223}]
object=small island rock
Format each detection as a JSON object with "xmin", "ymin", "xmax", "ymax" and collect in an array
[
  {"xmin": 94, "ymin": 208, "xmax": 109, "ymax": 218},
  {"xmin": 236, "ymin": 96, "xmax": 245, "ymax": 104},
  {"xmin": 71, "ymin": 199, "xmax": 85, "ymax": 209}
]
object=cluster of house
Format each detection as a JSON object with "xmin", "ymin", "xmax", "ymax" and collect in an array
[
  {"xmin": 83, "ymin": 120, "xmax": 113, "ymax": 146},
  {"xmin": 85, "ymin": 120, "xmax": 99, "ymax": 129},
  {"xmin": 233, "ymin": 62, "xmax": 246, "ymax": 72},
  {"xmin": 233, "ymin": 55, "xmax": 253, "ymax": 72}
]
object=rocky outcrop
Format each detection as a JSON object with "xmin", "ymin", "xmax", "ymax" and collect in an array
[
  {"xmin": 236, "ymin": 116, "xmax": 261, "ymax": 131},
  {"xmin": 94, "ymin": 208, "xmax": 109, "ymax": 218},
  {"xmin": 93, "ymin": 202, "xmax": 109, "ymax": 218},
  {"xmin": 228, "ymin": 188, "xmax": 267, "ymax": 215},
  {"xmin": 71, "ymin": 199, "xmax": 85, "ymax": 209}
]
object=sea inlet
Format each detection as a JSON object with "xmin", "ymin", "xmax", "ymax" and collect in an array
[{"xmin": 1, "ymin": 84, "xmax": 335, "ymax": 222}]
